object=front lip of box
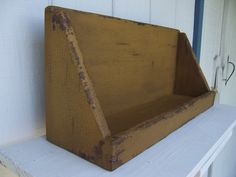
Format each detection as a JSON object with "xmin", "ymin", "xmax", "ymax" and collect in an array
[
  {"xmin": 108, "ymin": 91, "xmax": 215, "ymax": 170},
  {"xmin": 46, "ymin": 92, "xmax": 215, "ymax": 171},
  {"xmin": 112, "ymin": 91, "xmax": 215, "ymax": 138},
  {"xmin": 46, "ymin": 91, "xmax": 215, "ymax": 171}
]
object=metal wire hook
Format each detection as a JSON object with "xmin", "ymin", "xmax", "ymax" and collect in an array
[{"xmin": 225, "ymin": 56, "xmax": 235, "ymax": 86}]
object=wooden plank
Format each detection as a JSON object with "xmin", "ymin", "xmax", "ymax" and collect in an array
[
  {"xmin": 1, "ymin": 105, "xmax": 236, "ymax": 177},
  {"xmin": 45, "ymin": 9, "xmax": 113, "ymax": 169},
  {"xmin": 45, "ymin": 8, "xmax": 112, "ymax": 169},
  {"xmin": 174, "ymin": 33, "xmax": 210, "ymax": 96}
]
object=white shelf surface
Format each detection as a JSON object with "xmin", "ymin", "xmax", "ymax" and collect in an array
[{"xmin": 0, "ymin": 104, "xmax": 236, "ymax": 177}]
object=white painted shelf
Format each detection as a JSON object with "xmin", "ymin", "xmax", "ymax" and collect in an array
[{"xmin": 1, "ymin": 104, "xmax": 236, "ymax": 177}]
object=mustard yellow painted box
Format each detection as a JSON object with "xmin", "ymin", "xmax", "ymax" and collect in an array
[{"xmin": 45, "ymin": 6, "xmax": 215, "ymax": 171}]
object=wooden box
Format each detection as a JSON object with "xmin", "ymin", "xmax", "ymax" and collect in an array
[{"xmin": 45, "ymin": 6, "xmax": 215, "ymax": 171}]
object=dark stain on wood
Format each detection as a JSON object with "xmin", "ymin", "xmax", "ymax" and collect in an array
[
  {"xmin": 68, "ymin": 41, "xmax": 97, "ymax": 109},
  {"xmin": 69, "ymin": 42, "xmax": 80, "ymax": 65},
  {"xmin": 117, "ymin": 42, "xmax": 129, "ymax": 45},
  {"xmin": 152, "ymin": 61, "xmax": 155, "ymax": 68},
  {"xmin": 78, "ymin": 71, "xmax": 85, "ymax": 80},
  {"xmin": 136, "ymin": 22, "xmax": 146, "ymax": 26},
  {"xmin": 134, "ymin": 92, "xmax": 214, "ymax": 131},
  {"xmin": 52, "ymin": 13, "xmax": 66, "ymax": 31},
  {"xmin": 109, "ymin": 149, "xmax": 125, "ymax": 166},
  {"xmin": 50, "ymin": 7, "xmax": 72, "ymax": 32},
  {"xmin": 168, "ymin": 44, "xmax": 177, "ymax": 48},
  {"xmin": 78, "ymin": 151, "xmax": 95, "ymax": 161},
  {"xmin": 111, "ymin": 136, "xmax": 127, "ymax": 146},
  {"xmin": 93, "ymin": 140, "xmax": 105, "ymax": 157},
  {"xmin": 77, "ymin": 140, "xmax": 106, "ymax": 162},
  {"xmin": 132, "ymin": 53, "xmax": 140, "ymax": 56},
  {"xmin": 84, "ymin": 88, "xmax": 95, "ymax": 107}
]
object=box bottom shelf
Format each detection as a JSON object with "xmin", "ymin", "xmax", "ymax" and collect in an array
[{"xmin": 107, "ymin": 94, "xmax": 194, "ymax": 135}]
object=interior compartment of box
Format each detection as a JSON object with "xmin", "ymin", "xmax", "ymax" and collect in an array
[
  {"xmin": 106, "ymin": 94, "xmax": 194, "ymax": 134},
  {"xmin": 67, "ymin": 11, "xmax": 209, "ymax": 135}
]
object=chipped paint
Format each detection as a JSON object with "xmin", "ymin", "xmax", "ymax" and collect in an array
[
  {"xmin": 77, "ymin": 140, "xmax": 105, "ymax": 162},
  {"xmin": 109, "ymin": 149, "xmax": 125, "ymax": 166},
  {"xmin": 134, "ymin": 92, "xmax": 215, "ymax": 131},
  {"xmin": 136, "ymin": 22, "xmax": 146, "ymax": 26},
  {"xmin": 51, "ymin": 13, "xmax": 71, "ymax": 31},
  {"xmin": 111, "ymin": 136, "xmax": 127, "ymax": 146},
  {"xmin": 69, "ymin": 42, "xmax": 80, "ymax": 65},
  {"xmin": 94, "ymin": 140, "xmax": 105, "ymax": 157},
  {"xmin": 78, "ymin": 151, "xmax": 95, "ymax": 161}
]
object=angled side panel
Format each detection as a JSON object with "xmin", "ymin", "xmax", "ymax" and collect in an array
[
  {"xmin": 45, "ymin": 7, "xmax": 111, "ymax": 167},
  {"xmin": 46, "ymin": 6, "xmax": 110, "ymax": 138},
  {"xmin": 174, "ymin": 33, "xmax": 210, "ymax": 96}
]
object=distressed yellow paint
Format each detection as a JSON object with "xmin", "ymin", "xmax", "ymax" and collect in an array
[{"xmin": 45, "ymin": 6, "xmax": 215, "ymax": 170}]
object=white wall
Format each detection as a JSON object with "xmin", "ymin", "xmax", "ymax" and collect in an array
[
  {"xmin": 213, "ymin": 0, "xmax": 236, "ymax": 176},
  {"xmin": 220, "ymin": 0, "xmax": 236, "ymax": 106},
  {"xmin": 0, "ymin": 0, "xmax": 48, "ymax": 146},
  {"xmin": 0, "ymin": 0, "xmax": 195, "ymax": 146},
  {"xmin": 151, "ymin": 0, "xmax": 195, "ymax": 43},
  {"xmin": 200, "ymin": 0, "xmax": 224, "ymax": 88},
  {"xmin": 200, "ymin": 0, "xmax": 236, "ymax": 177},
  {"xmin": 200, "ymin": 0, "xmax": 236, "ymax": 106}
]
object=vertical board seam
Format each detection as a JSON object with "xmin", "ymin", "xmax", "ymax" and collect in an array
[
  {"xmin": 112, "ymin": 0, "xmax": 114, "ymax": 16},
  {"xmin": 149, "ymin": 0, "xmax": 152, "ymax": 23}
]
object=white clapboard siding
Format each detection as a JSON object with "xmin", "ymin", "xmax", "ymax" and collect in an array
[
  {"xmin": 0, "ymin": 0, "xmax": 48, "ymax": 147},
  {"xmin": 150, "ymin": 0, "xmax": 176, "ymax": 28},
  {"xmin": 50, "ymin": 0, "xmax": 78, "ymax": 9},
  {"xmin": 113, "ymin": 0, "xmax": 150, "ymax": 23},
  {"xmin": 52, "ymin": 0, "xmax": 112, "ymax": 15},
  {"xmin": 200, "ymin": 0, "xmax": 224, "ymax": 86},
  {"xmin": 175, "ymin": 0, "xmax": 195, "ymax": 44},
  {"xmin": 151, "ymin": 0, "xmax": 195, "ymax": 43}
]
